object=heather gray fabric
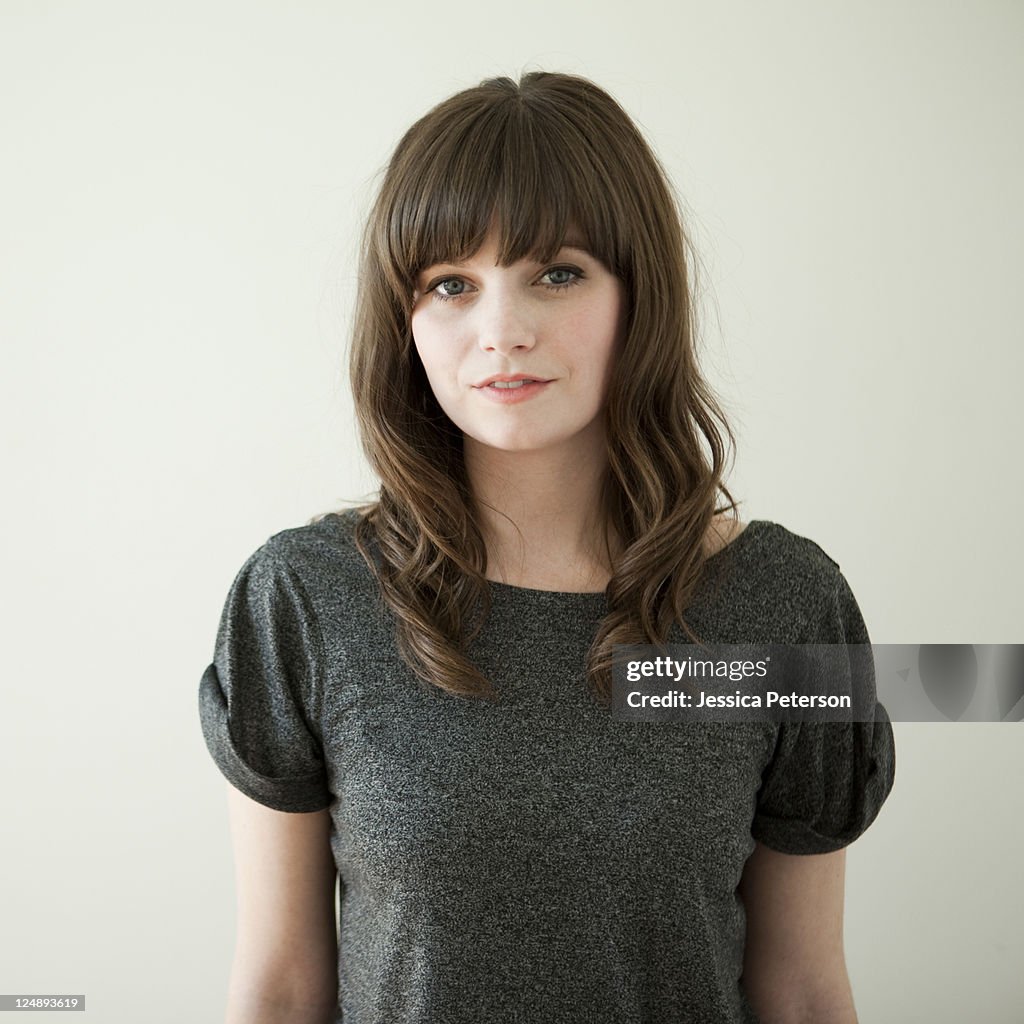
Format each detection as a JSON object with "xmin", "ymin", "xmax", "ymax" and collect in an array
[{"xmin": 198, "ymin": 508, "xmax": 896, "ymax": 1023}]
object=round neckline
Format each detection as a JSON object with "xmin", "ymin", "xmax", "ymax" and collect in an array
[{"xmin": 486, "ymin": 520, "xmax": 766, "ymax": 599}]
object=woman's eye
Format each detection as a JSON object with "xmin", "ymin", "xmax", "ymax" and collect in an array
[
  {"xmin": 428, "ymin": 266, "xmax": 584, "ymax": 304},
  {"xmin": 435, "ymin": 278, "xmax": 467, "ymax": 300},
  {"xmin": 543, "ymin": 267, "xmax": 576, "ymax": 286}
]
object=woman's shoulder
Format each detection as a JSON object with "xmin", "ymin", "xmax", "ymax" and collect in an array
[
  {"xmin": 711, "ymin": 514, "xmax": 840, "ymax": 573},
  {"xmin": 697, "ymin": 515, "xmax": 852, "ymax": 642},
  {"xmin": 247, "ymin": 506, "xmax": 379, "ymax": 604}
]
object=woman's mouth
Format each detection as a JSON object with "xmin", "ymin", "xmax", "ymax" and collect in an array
[{"xmin": 475, "ymin": 379, "xmax": 552, "ymax": 403}]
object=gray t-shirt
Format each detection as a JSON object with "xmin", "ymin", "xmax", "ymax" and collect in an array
[{"xmin": 198, "ymin": 508, "xmax": 895, "ymax": 1023}]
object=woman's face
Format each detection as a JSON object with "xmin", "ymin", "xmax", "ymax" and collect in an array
[{"xmin": 410, "ymin": 226, "xmax": 628, "ymax": 459}]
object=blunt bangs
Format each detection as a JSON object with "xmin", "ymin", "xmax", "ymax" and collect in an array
[{"xmin": 382, "ymin": 84, "xmax": 628, "ymax": 298}]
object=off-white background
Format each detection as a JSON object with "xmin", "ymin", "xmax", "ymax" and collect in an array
[{"xmin": 2, "ymin": 1, "xmax": 1021, "ymax": 1021}]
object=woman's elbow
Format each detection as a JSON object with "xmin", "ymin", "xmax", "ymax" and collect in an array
[
  {"xmin": 744, "ymin": 964, "xmax": 858, "ymax": 1024},
  {"xmin": 224, "ymin": 978, "xmax": 337, "ymax": 1024}
]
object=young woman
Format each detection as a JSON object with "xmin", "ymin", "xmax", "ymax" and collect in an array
[{"xmin": 199, "ymin": 70, "xmax": 896, "ymax": 1024}]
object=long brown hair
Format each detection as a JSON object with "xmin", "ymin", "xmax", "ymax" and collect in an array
[{"xmin": 324, "ymin": 70, "xmax": 741, "ymax": 705}]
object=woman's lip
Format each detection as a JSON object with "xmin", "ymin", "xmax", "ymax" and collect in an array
[{"xmin": 475, "ymin": 380, "xmax": 552, "ymax": 403}]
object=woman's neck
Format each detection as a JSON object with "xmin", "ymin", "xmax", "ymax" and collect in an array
[{"xmin": 465, "ymin": 436, "xmax": 620, "ymax": 591}]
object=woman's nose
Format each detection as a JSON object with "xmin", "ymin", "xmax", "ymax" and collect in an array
[{"xmin": 474, "ymin": 291, "xmax": 537, "ymax": 354}]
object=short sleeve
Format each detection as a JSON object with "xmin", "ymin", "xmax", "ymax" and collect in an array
[
  {"xmin": 751, "ymin": 570, "xmax": 896, "ymax": 854},
  {"xmin": 198, "ymin": 540, "xmax": 332, "ymax": 813}
]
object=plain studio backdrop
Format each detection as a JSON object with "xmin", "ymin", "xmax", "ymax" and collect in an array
[{"xmin": 2, "ymin": 2, "xmax": 1021, "ymax": 1021}]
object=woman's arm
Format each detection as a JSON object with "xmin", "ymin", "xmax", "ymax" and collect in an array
[
  {"xmin": 738, "ymin": 842, "xmax": 857, "ymax": 1024},
  {"xmin": 224, "ymin": 784, "xmax": 338, "ymax": 1024}
]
